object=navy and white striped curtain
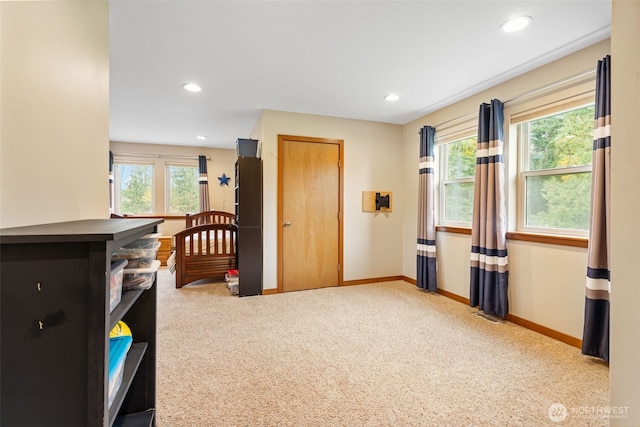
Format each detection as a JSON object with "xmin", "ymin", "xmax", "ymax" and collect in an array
[
  {"xmin": 199, "ymin": 155, "xmax": 210, "ymax": 212},
  {"xmin": 470, "ymin": 99, "xmax": 509, "ymax": 318},
  {"xmin": 417, "ymin": 126, "xmax": 437, "ymax": 291},
  {"xmin": 582, "ymin": 55, "xmax": 611, "ymax": 361},
  {"xmin": 109, "ymin": 151, "xmax": 114, "ymax": 214}
]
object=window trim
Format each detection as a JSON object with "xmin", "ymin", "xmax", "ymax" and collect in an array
[
  {"xmin": 432, "ymin": 76, "xmax": 597, "ymax": 247},
  {"xmin": 113, "ymin": 160, "xmax": 155, "ymax": 216},
  {"xmin": 164, "ymin": 161, "xmax": 199, "ymax": 215},
  {"xmin": 434, "ymin": 226, "xmax": 587, "ymax": 248},
  {"xmin": 516, "ymin": 102, "xmax": 595, "ymax": 237},
  {"xmin": 438, "ymin": 134, "xmax": 477, "ymax": 227}
]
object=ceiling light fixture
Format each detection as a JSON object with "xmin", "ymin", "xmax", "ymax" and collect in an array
[
  {"xmin": 183, "ymin": 82, "xmax": 202, "ymax": 92},
  {"xmin": 196, "ymin": 135, "xmax": 207, "ymax": 140},
  {"xmin": 384, "ymin": 94, "xmax": 399, "ymax": 102},
  {"xmin": 500, "ymin": 15, "xmax": 532, "ymax": 33}
]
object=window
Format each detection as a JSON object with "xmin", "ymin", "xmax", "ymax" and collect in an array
[
  {"xmin": 440, "ymin": 135, "xmax": 477, "ymax": 225},
  {"xmin": 112, "ymin": 156, "xmax": 203, "ymax": 216},
  {"xmin": 114, "ymin": 163, "xmax": 154, "ymax": 215},
  {"xmin": 166, "ymin": 164, "xmax": 199, "ymax": 214},
  {"xmin": 518, "ymin": 103, "xmax": 594, "ymax": 235}
]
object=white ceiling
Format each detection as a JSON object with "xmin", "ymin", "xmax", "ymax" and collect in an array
[{"xmin": 108, "ymin": 0, "xmax": 611, "ymax": 150}]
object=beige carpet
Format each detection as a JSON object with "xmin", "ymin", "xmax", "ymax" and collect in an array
[{"xmin": 154, "ymin": 268, "xmax": 609, "ymax": 427}]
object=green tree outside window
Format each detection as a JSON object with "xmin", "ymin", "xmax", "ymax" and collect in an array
[
  {"xmin": 119, "ymin": 164, "xmax": 153, "ymax": 214},
  {"xmin": 444, "ymin": 136, "xmax": 477, "ymax": 223},
  {"xmin": 167, "ymin": 165, "xmax": 199, "ymax": 214},
  {"xmin": 523, "ymin": 104, "xmax": 594, "ymax": 231}
]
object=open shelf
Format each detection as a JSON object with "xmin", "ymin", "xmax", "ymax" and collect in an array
[
  {"xmin": 109, "ymin": 342, "xmax": 148, "ymax": 424},
  {"xmin": 113, "ymin": 410, "xmax": 155, "ymax": 427},
  {"xmin": 110, "ymin": 290, "xmax": 144, "ymax": 330}
]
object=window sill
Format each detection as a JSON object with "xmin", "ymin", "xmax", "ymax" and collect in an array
[
  {"xmin": 435, "ymin": 226, "xmax": 588, "ymax": 248},
  {"xmin": 436, "ymin": 225, "xmax": 471, "ymax": 235},
  {"xmin": 117, "ymin": 214, "xmax": 187, "ymax": 220},
  {"xmin": 506, "ymin": 231, "xmax": 587, "ymax": 248}
]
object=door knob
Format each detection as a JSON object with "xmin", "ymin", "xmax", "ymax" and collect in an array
[{"xmin": 283, "ymin": 221, "xmax": 292, "ymax": 227}]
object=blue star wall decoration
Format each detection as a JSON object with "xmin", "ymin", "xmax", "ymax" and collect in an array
[{"xmin": 218, "ymin": 173, "xmax": 231, "ymax": 186}]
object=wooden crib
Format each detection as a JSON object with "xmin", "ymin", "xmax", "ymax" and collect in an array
[{"xmin": 173, "ymin": 211, "xmax": 237, "ymax": 288}]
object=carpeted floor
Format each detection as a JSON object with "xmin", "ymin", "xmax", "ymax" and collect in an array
[{"xmin": 154, "ymin": 268, "xmax": 609, "ymax": 427}]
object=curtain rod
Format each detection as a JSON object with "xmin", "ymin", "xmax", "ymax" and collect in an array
[
  {"xmin": 431, "ymin": 67, "xmax": 597, "ymax": 131},
  {"xmin": 112, "ymin": 152, "xmax": 210, "ymax": 161}
]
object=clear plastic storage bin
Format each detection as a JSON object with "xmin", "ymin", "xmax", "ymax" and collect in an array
[
  {"xmin": 112, "ymin": 241, "xmax": 160, "ymax": 264},
  {"xmin": 123, "ymin": 233, "xmax": 161, "ymax": 249},
  {"xmin": 110, "ymin": 259, "xmax": 127, "ymax": 312},
  {"xmin": 123, "ymin": 260, "xmax": 161, "ymax": 290},
  {"xmin": 228, "ymin": 282, "xmax": 239, "ymax": 295}
]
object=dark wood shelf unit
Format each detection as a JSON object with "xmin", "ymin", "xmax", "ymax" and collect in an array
[
  {"xmin": 113, "ymin": 411, "xmax": 155, "ymax": 427},
  {"xmin": 0, "ymin": 218, "xmax": 162, "ymax": 427},
  {"xmin": 235, "ymin": 157, "xmax": 263, "ymax": 296}
]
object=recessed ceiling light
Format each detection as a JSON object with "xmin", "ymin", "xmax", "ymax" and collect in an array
[
  {"xmin": 384, "ymin": 94, "xmax": 399, "ymax": 102},
  {"xmin": 196, "ymin": 135, "xmax": 207, "ymax": 140},
  {"xmin": 500, "ymin": 15, "xmax": 532, "ymax": 33},
  {"xmin": 183, "ymin": 82, "xmax": 202, "ymax": 92}
]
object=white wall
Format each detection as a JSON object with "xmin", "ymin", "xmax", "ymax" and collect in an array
[
  {"xmin": 402, "ymin": 39, "xmax": 611, "ymax": 340},
  {"xmin": 251, "ymin": 110, "xmax": 403, "ymax": 290},
  {"xmin": 248, "ymin": 40, "xmax": 611, "ymax": 339},
  {"xmin": 0, "ymin": 1, "xmax": 109, "ymax": 228},
  {"xmin": 610, "ymin": 0, "xmax": 640, "ymax": 424},
  {"xmin": 109, "ymin": 141, "xmax": 237, "ymax": 236}
]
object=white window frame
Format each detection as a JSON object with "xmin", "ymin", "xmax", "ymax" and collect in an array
[
  {"xmin": 516, "ymin": 102, "xmax": 595, "ymax": 237},
  {"xmin": 113, "ymin": 161, "xmax": 155, "ymax": 215},
  {"xmin": 165, "ymin": 161, "xmax": 199, "ymax": 215},
  {"xmin": 438, "ymin": 133, "xmax": 477, "ymax": 227}
]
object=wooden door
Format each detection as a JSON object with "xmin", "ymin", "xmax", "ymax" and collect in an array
[{"xmin": 278, "ymin": 135, "xmax": 343, "ymax": 292}]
